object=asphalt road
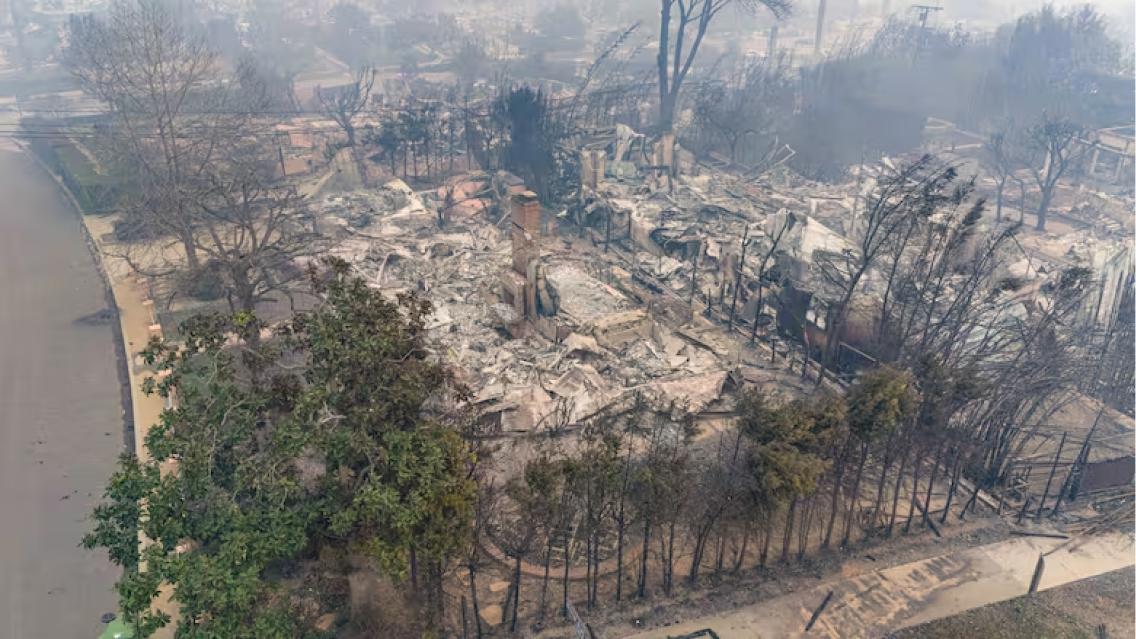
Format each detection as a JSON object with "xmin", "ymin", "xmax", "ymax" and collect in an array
[{"xmin": 0, "ymin": 149, "xmax": 124, "ymax": 638}]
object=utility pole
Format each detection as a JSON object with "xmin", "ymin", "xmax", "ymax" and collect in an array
[
  {"xmin": 912, "ymin": 4, "xmax": 943, "ymax": 30},
  {"xmin": 814, "ymin": 0, "xmax": 827, "ymax": 55},
  {"xmin": 911, "ymin": 4, "xmax": 943, "ymax": 60}
]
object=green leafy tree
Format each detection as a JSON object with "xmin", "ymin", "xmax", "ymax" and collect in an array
[
  {"xmin": 736, "ymin": 391, "xmax": 832, "ymax": 565},
  {"xmin": 739, "ymin": 393, "xmax": 834, "ymax": 499},
  {"xmin": 84, "ymin": 313, "xmax": 314, "ymax": 637},
  {"xmin": 83, "ymin": 261, "xmax": 476, "ymax": 637},
  {"xmin": 846, "ymin": 366, "xmax": 918, "ymax": 442},
  {"xmin": 840, "ymin": 366, "xmax": 918, "ymax": 545}
]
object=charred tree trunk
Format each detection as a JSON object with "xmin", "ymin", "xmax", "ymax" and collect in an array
[
  {"xmin": 468, "ymin": 561, "xmax": 483, "ymax": 639},
  {"xmin": 509, "ymin": 553, "xmax": 522, "ymax": 633},
  {"xmin": 923, "ymin": 442, "xmax": 946, "ymax": 528},
  {"xmin": 1036, "ymin": 187, "xmax": 1053, "ymax": 231},
  {"xmin": 664, "ymin": 520, "xmax": 677, "ymax": 595},
  {"xmin": 615, "ymin": 504, "xmax": 627, "ymax": 602},
  {"xmin": 594, "ymin": 533, "xmax": 602, "ymax": 607},
  {"xmin": 872, "ymin": 432, "xmax": 897, "ymax": 527},
  {"xmin": 822, "ymin": 439, "xmax": 852, "ymax": 549},
  {"xmin": 941, "ymin": 448, "xmax": 964, "ymax": 525},
  {"xmin": 714, "ymin": 531, "xmax": 726, "ymax": 574},
  {"xmin": 637, "ymin": 516, "xmax": 651, "ymax": 598},
  {"xmin": 841, "ymin": 441, "xmax": 870, "ymax": 547},
  {"xmin": 540, "ymin": 536, "xmax": 552, "ymax": 621},
  {"xmin": 587, "ymin": 534, "xmax": 595, "ymax": 608},
  {"xmin": 561, "ymin": 537, "xmax": 571, "ymax": 618},
  {"xmin": 781, "ymin": 496, "xmax": 798, "ymax": 563},
  {"xmin": 759, "ymin": 521, "xmax": 773, "ymax": 568},
  {"xmin": 734, "ymin": 522, "xmax": 751, "ymax": 572},
  {"xmin": 687, "ymin": 518, "xmax": 715, "ymax": 584},
  {"xmin": 887, "ymin": 448, "xmax": 910, "ymax": 537},
  {"xmin": 904, "ymin": 449, "xmax": 924, "ymax": 534},
  {"xmin": 449, "ymin": 116, "xmax": 456, "ymax": 174},
  {"xmin": 994, "ymin": 178, "xmax": 1006, "ymax": 221},
  {"xmin": 180, "ymin": 231, "xmax": 200, "ymax": 272},
  {"xmin": 797, "ymin": 496, "xmax": 817, "ymax": 561}
]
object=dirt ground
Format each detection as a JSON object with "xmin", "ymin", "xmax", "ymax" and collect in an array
[{"xmin": 890, "ymin": 568, "xmax": 1135, "ymax": 639}]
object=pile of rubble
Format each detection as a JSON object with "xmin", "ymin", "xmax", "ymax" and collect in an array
[
  {"xmin": 310, "ymin": 120, "xmax": 1132, "ymax": 460},
  {"xmin": 319, "ymin": 177, "xmax": 814, "ymax": 449}
]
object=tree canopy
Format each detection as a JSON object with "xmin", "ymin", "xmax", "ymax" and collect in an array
[
  {"xmin": 737, "ymin": 390, "xmax": 835, "ymax": 510},
  {"xmin": 83, "ymin": 261, "xmax": 476, "ymax": 637}
]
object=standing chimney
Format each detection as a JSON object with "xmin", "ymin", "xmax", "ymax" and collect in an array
[{"xmin": 511, "ymin": 190, "xmax": 541, "ymax": 276}]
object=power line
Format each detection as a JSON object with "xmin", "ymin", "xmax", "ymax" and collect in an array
[
  {"xmin": 0, "ymin": 77, "xmax": 668, "ymax": 143},
  {"xmin": 0, "ymin": 78, "xmax": 674, "ymax": 120}
]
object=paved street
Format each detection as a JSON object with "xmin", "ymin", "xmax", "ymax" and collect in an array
[{"xmin": 0, "ymin": 149, "xmax": 124, "ymax": 638}]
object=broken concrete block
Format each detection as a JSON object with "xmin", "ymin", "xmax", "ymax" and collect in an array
[{"xmin": 592, "ymin": 309, "xmax": 651, "ymax": 350}]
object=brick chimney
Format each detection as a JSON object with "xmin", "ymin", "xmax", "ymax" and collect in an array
[{"xmin": 511, "ymin": 190, "xmax": 541, "ymax": 275}]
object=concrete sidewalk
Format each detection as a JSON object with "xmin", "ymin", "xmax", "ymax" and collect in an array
[
  {"xmin": 79, "ymin": 191, "xmax": 179, "ymax": 639},
  {"xmin": 626, "ymin": 532, "xmax": 1134, "ymax": 638}
]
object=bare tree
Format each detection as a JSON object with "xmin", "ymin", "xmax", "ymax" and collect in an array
[
  {"xmin": 690, "ymin": 52, "xmax": 794, "ymax": 164},
  {"xmin": 629, "ymin": 407, "xmax": 693, "ymax": 597},
  {"xmin": 1020, "ymin": 114, "xmax": 1089, "ymax": 231},
  {"xmin": 983, "ymin": 127, "xmax": 1016, "ymax": 221},
  {"xmin": 317, "ymin": 65, "xmax": 377, "ymax": 149},
  {"xmin": 65, "ymin": 0, "xmax": 239, "ymax": 271},
  {"xmin": 812, "ymin": 156, "xmax": 960, "ymax": 381},
  {"xmin": 501, "ymin": 455, "xmax": 560, "ymax": 633},
  {"xmin": 655, "ymin": 0, "xmax": 791, "ymax": 131},
  {"xmin": 192, "ymin": 151, "xmax": 322, "ymax": 314}
]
